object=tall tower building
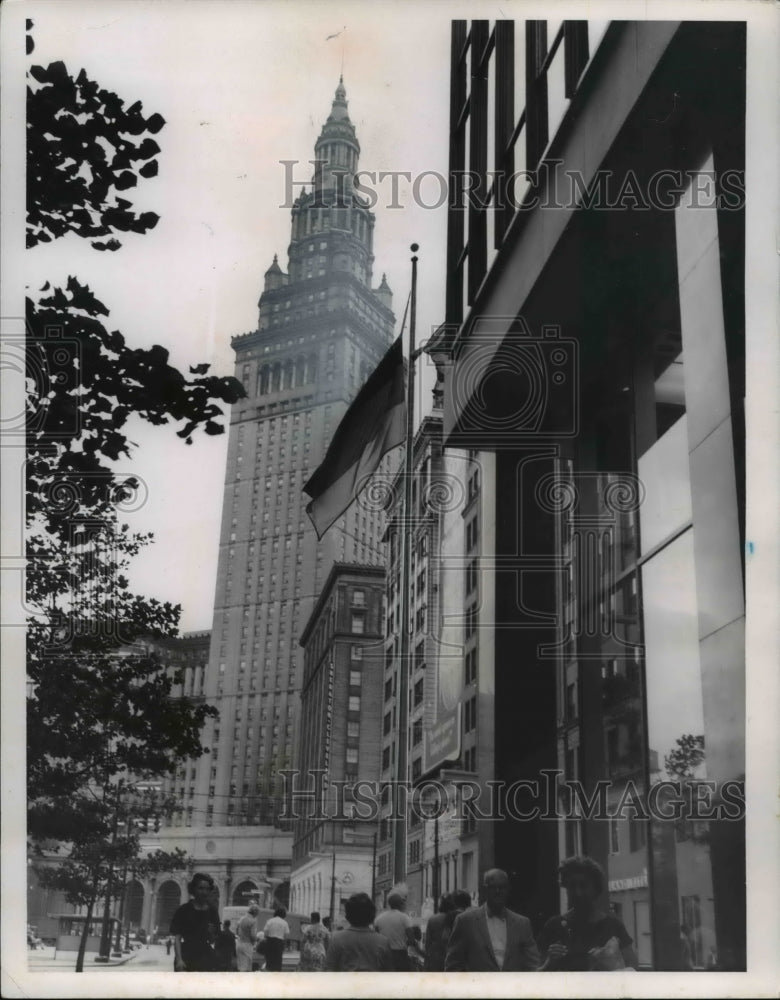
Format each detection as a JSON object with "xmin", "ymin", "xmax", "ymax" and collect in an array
[{"xmin": 180, "ymin": 80, "xmax": 395, "ymax": 840}]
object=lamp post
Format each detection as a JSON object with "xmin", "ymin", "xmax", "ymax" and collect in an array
[
  {"xmin": 432, "ymin": 810, "xmax": 440, "ymax": 913},
  {"xmin": 329, "ymin": 840, "xmax": 337, "ymax": 928},
  {"xmin": 113, "ymin": 861, "xmax": 129, "ymax": 955},
  {"xmin": 371, "ymin": 831, "xmax": 378, "ymax": 905},
  {"xmin": 97, "ymin": 782, "xmax": 123, "ymax": 961},
  {"xmin": 420, "ymin": 784, "xmax": 442, "ymax": 914}
]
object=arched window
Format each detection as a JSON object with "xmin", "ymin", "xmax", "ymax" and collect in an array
[
  {"xmin": 155, "ymin": 881, "xmax": 181, "ymax": 935},
  {"xmin": 259, "ymin": 366, "xmax": 270, "ymax": 395},
  {"xmin": 272, "ymin": 363, "xmax": 282, "ymax": 392},
  {"xmin": 232, "ymin": 880, "xmax": 260, "ymax": 906},
  {"xmin": 125, "ymin": 880, "xmax": 144, "ymax": 928},
  {"xmin": 284, "ymin": 361, "xmax": 294, "ymax": 390},
  {"xmin": 295, "ymin": 356, "xmax": 306, "ymax": 386},
  {"xmin": 307, "ymin": 354, "xmax": 318, "ymax": 384}
]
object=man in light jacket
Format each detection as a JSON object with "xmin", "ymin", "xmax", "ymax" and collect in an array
[{"xmin": 444, "ymin": 869, "xmax": 540, "ymax": 972}]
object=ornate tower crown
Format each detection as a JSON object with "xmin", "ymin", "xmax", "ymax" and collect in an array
[{"xmin": 314, "ymin": 77, "xmax": 360, "ymax": 199}]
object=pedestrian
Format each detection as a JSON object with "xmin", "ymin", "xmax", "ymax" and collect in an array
[
  {"xmin": 261, "ymin": 906, "xmax": 290, "ymax": 971},
  {"xmin": 170, "ymin": 873, "xmax": 221, "ymax": 972},
  {"xmin": 424, "ymin": 894, "xmax": 454, "ymax": 971},
  {"xmin": 325, "ymin": 893, "xmax": 393, "ymax": 971},
  {"xmin": 235, "ymin": 904, "xmax": 260, "ymax": 971},
  {"xmin": 374, "ymin": 890, "xmax": 417, "ymax": 970},
  {"xmin": 215, "ymin": 919, "xmax": 237, "ymax": 971},
  {"xmin": 537, "ymin": 856, "xmax": 637, "ymax": 971},
  {"xmin": 298, "ymin": 910, "xmax": 330, "ymax": 971},
  {"xmin": 444, "ymin": 868, "xmax": 540, "ymax": 971},
  {"xmin": 165, "ymin": 936, "xmax": 172, "ymax": 956}
]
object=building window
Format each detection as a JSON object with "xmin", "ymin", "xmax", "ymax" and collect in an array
[
  {"xmin": 351, "ymin": 645, "xmax": 363, "ymax": 660},
  {"xmin": 351, "ymin": 613, "xmax": 365, "ymax": 634},
  {"xmin": 465, "ymin": 604, "xmax": 477, "ymax": 639},
  {"xmin": 467, "ymin": 468, "xmax": 480, "ymax": 503},
  {"xmin": 346, "ymin": 747, "xmax": 358, "ymax": 765},
  {"xmin": 628, "ymin": 816, "xmax": 647, "ymax": 853},
  {"xmin": 383, "ymin": 712, "xmax": 392, "ymax": 736},
  {"xmin": 347, "ymin": 721, "xmax": 360, "ymax": 739},
  {"xmin": 465, "ymin": 647, "xmax": 477, "ymax": 685},
  {"xmin": 413, "ymin": 678, "xmax": 424, "ymax": 707},
  {"xmin": 349, "ymin": 669, "xmax": 362, "ymax": 688},
  {"xmin": 352, "ymin": 589, "xmax": 365, "ymax": 607},
  {"xmin": 412, "ymin": 719, "xmax": 423, "ymax": 745},
  {"xmin": 462, "ymin": 799, "xmax": 477, "ymax": 836},
  {"xmin": 566, "ymin": 681, "xmax": 578, "ymax": 720},
  {"xmin": 348, "ymin": 695, "xmax": 361, "ymax": 713},
  {"xmin": 382, "ymin": 746, "xmax": 391, "ymax": 772},
  {"xmin": 610, "ymin": 817, "xmax": 620, "ymax": 854},
  {"xmin": 465, "ymin": 558, "xmax": 478, "ymax": 594},
  {"xmin": 464, "ymin": 695, "xmax": 477, "ymax": 732}
]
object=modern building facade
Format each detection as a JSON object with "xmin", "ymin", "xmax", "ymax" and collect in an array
[
  {"xmin": 374, "ymin": 397, "xmax": 497, "ymax": 914},
  {"xmin": 290, "ymin": 563, "xmax": 385, "ymax": 919},
  {"xmin": 435, "ymin": 19, "xmax": 745, "ymax": 970}
]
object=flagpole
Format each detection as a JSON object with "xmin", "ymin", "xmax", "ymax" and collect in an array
[{"xmin": 393, "ymin": 243, "xmax": 419, "ymax": 888}]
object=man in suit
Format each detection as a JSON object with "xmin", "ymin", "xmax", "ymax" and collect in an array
[{"xmin": 444, "ymin": 868, "xmax": 540, "ymax": 971}]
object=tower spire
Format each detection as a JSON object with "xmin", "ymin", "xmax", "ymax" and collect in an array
[{"xmin": 329, "ymin": 76, "xmax": 349, "ymax": 122}]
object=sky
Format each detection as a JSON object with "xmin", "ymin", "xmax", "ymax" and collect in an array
[{"xmin": 19, "ymin": 0, "xmax": 460, "ymax": 631}]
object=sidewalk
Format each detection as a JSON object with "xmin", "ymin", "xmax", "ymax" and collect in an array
[{"xmin": 28, "ymin": 945, "xmax": 143, "ymax": 972}]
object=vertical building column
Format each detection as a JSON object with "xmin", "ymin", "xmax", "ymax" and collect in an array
[
  {"xmin": 674, "ymin": 151, "xmax": 746, "ymax": 968},
  {"xmin": 675, "ymin": 152, "xmax": 746, "ymax": 784}
]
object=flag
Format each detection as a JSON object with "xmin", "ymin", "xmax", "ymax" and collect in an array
[{"xmin": 304, "ymin": 336, "xmax": 406, "ymax": 538}]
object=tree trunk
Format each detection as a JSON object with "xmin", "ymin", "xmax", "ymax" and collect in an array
[{"xmin": 75, "ymin": 897, "xmax": 95, "ymax": 973}]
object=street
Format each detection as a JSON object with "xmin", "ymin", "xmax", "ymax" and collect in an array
[
  {"xmin": 29, "ymin": 943, "xmax": 302, "ymax": 972},
  {"xmin": 29, "ymin": 943, "xmax": 172, "ymax": 973}
]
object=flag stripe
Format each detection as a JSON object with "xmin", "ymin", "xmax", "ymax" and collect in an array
[
  {"xmin": 305, "ymin": 395, "xmax": 405, "ymax": 537},
  {"xmin": 303, "ymin": 336, "xmax": 406, "ymax": 538},
  {"xmin": 304, "ymin": 336, "xmax": 405, "ymax": 497}
]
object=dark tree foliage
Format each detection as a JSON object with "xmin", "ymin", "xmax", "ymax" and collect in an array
[
  {"xmin": 664, "ymin": 734, "xmax": 706, "ymax": 779},
  {"xmin": 34, "ymin": 785, "xmax": 190, "ymax": 971},
  {"xmin": 24, "ymin": 27, "xmax": 246, "ymax": 942},
  {"xmin": 27, "ymin": 58, "xmax": 165, "ymax": 250},
  {"xmin": 26, "ymin": 277, "xmax": 244, "ymax": 539},
  {"xmin": 25, "ymin": 278, "xmax": 244, "ymax": 841},
  {"xmin": 25, "ymin": 36, "xmax": 245, "ymax": 845}
]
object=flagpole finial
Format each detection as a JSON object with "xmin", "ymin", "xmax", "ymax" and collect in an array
[{"xmin": 410, "ymin": 243, "xmax": 419, "ymax": 253}]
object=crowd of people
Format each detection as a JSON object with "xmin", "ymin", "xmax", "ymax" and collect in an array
[{"xmin": 168, "ymin": 856, "xmax": 638, "ymax": 973}]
